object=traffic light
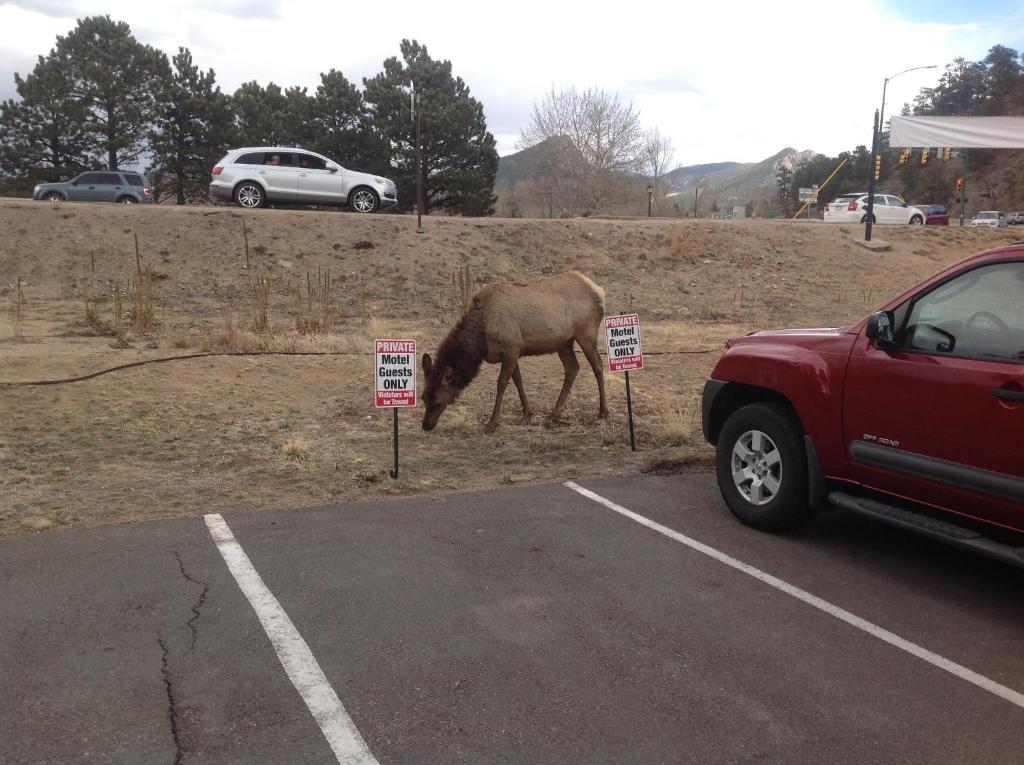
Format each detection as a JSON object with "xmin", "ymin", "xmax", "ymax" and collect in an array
[
  {"xmin": 956, "ymin": 177, "xmax": 963, "ymax": 191},
  {"xmin": 921, "ymin": 149, "xmax": 929, "ymax": 165},
  {"xmin": 943, "ymin": 147, "xmax": 952, "ymax": 160},
  {"xmin": 899, "ymin": 149, "xmax": 911, "ymax": 165},
  {"xmin": 874, "ymin": 155, "xmax": 882, "ymax": 180}
]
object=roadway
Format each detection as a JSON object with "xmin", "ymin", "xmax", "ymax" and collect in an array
[{"xmin": 2, "ymin": 472, "xmax": 1022, "ymax": 763}]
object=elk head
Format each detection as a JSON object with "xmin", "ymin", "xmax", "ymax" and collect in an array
[{"xmin": 421, "ymin": 353, "xmax": 459, "ymax": 431}]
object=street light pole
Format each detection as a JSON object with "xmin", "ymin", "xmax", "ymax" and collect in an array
[
  {"xmin": 409, "ymin": 83, "xmax": 425, "ymax": 233},
  {"xmin": 415, "ymin": 91, "xmax": 424, "ymax": 234},
  {"xmin": 865, "ymin": 109, "xmax": 879, "ymax": 242},
  {"xmin": 865, "ymin": 65, "xmax": 937, "ymax": 242}
]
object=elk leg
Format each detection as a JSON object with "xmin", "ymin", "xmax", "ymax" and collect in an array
[
  {"xmin": 577, "ymin": 336, "xmax": 609, "ymax": 418},
  {"xmin": 485, "ymin": 355, "xmax": 517, "ymax": 433},
  {"xmin": 548, "ymin": 341, "xmax": 579, "ymax": 425},
  {"xmin": 512, "ymin": 363, "xmax": 534, "ymax": 423}
]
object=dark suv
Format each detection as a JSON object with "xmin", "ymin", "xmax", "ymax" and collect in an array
[{"xmin": 33, "ymin": 171, "xmax": 154, "ymax": 204}]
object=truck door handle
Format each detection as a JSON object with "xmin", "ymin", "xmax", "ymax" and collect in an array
[
  {"xmin": 299, "ymin": 173, "xmax": 308, "ymax": 177},
  {"xmin": 991, "ymin": 387, "xmax": 1024, "ymax": 402}
]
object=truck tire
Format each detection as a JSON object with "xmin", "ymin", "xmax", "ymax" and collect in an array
[{"xmin": 715, "ymin": 402, "xmax": 815, "ymax": 532}]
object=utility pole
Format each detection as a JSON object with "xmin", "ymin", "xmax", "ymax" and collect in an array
[
  {"xmin": 865, "ymin": 110, "xmax": 879, "ymax": 242},
  {"xmin": 867, "ymin": 66, "xmax": 936, "ymax": 242},
  {"xmin": 411, "ymin": 83, "xmax": 424, "ymax": 234},
  {"xmin": 959, "ymin": 152, "xmax": 967, "ymax": 227}
]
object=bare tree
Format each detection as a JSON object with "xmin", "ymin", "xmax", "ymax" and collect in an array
[
  {"xmin": 520, "ymin": 86, "xmax": 644, "ymax": 214},
  {"xmin": 642, "ymin": 127, "xmax": 674, "ymax": 214}
]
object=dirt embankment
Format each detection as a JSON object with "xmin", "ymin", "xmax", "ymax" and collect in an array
[{"xmin": 0, "ymin": 200, "xmax": 1017, "ymax": 535}]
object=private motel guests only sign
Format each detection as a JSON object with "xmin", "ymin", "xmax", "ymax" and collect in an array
[
  {"xmin": 604, "ymin": 314, "xmax": 643, "ymax": 372},
  {"xmin": 375, "ymin": 339, "xmax": 417, "ymax": 408}
]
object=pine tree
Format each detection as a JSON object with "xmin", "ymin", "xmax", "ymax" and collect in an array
[
  {"xmin": 149, "ymin": 48, "xmax": 234, "ymax": 204},
  {"xmin": 913, "ymin": 58, "xmax": 989, "ymax": 116},
  {"xmin": 362, "ymin": 40, "xmax": 497, "ymax": 215},
  {"xmin": 52, "ymin": 16, "xmax": 164, "ymax": 169},
  {"xmin": 0, "ymin": 54, "xmax": 94, "ymax": 193},
  {"xmin": 982, "ymin": 45, "xmax": 1023, "ymax": 115},
  {"xmin": 775, "ymin": 163, "xmax": 793, "ymax": 216},
  {"xmin": 311, "ymin": 69, "xmax": 387, "ymax": 171},
  {"xmin": 232, "ymin": 81, "xmax": 291, "ymax": 146}
]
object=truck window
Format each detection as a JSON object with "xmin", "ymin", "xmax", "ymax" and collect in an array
[{"xmin": 903, "ymin": 262, "xmax": 1024, "ymax": 362}]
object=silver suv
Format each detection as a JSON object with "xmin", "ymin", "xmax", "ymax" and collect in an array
[{"xmin": 210, "ymin": 147, "xmax": 397, "ymax": 212}]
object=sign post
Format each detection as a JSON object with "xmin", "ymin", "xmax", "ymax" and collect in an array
[
  {"xmin": 604, "ymin": 314, "xmax": 644, "ymax": 452},
  {"xmin": 798, "ymin": 186, "xmax": 818, "ymax": 219},
  {"xmin": 375, "ymin": 339, "xmax": 417, "ymax": 479}
]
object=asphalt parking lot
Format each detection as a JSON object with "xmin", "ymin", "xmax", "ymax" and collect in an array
[{"xmin": 2, "ymin": 471, "xmax": 1022, "ymax": 764}]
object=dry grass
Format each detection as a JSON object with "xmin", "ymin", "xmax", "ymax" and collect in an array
[
  {"xmin": 10, "ymin": 274, "xmax": 24, "ymax": 338},
  {"xmin": 648, "ymin": 393, "xmax": 702, "ymax": 447},
  {"xmin": 1, "ymin": 200, "xmax": 1018, "ymax": 536},
  {"xmin": 281, "ymin": 436, "xmax": 314, "ymax": 460},
  {"xmin": 112, "ymin": 280, "xmax": 125, "ymax": 342},
  {"xmin": 129, "ymin": 234, "xmax": 157, "ymax": 334},
  {"xmin": 82, "ymin": 254, "xmax": 99, "ymax": 327},
  {"xmin": 245, "ymin": 272, "xmax": 272, "ymax": 333},
  {"xmin": 292, "ymin": 268, "xmax": 333, "ymax": 333},
  {"xmin": 453, "ymin": 263, "xmax": 474, "ymax": 315}
]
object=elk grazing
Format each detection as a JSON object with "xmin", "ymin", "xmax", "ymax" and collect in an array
[{"xmin": 421, "ymin": 271, "xmax": 609, "ymax": 433}]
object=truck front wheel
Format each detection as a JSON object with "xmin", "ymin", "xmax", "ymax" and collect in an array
[{"xmin": 715, "ymin": 402, "xmax": 815, "ymax": 532}]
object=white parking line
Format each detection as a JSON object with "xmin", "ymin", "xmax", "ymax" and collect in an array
[
  {"xmin": 563, "ymin": 481, "xmax": 1024, "ymax": 711},
  {"xmin": 204, "ymin": 513, "xmax": 379, "ymax": 765}
]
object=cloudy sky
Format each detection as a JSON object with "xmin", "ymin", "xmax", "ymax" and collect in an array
[{"xmin": 1, "ymin": 0, "xmax": 1021, "ymax": 166}]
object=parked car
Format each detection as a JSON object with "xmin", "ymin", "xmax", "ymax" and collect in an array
[
  {"xmin": 970, "ymin": 211, "xmax": 1007, "ymax": 228},
  {"xmin": 1004, "ymin": 212, "xmax": 1023, "ymax": 226},
  {"xmin": 911, "ymin": 203, "xmax": 949, "ymax": 225},
  {"xmin": 32, "ymin": 171, "xmax": 154, "ymax": 204},
  {"xmin": 824, "ymin": 193, "xmax": 924, "ymax": 225},
  {"xmin": 209, "ymin": 147, "xmax": 398, "ymax": 212},
  {"xmin": 702, "ymin": 242, "xmax": 1024, "ymax": 566}
]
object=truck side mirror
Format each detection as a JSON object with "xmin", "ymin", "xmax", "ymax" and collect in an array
[{"xmin": 866, "ymin": 310, "xmax": 896, "ymax": 347}]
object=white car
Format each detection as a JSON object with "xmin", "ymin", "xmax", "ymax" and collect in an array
[
  {"xmin": 824, "ymin": 193, "xmax": 924, "ymax": 225},
  {"xmin": 209, "ymin": 147, "xmax": 397, "ymax": 211},
  {"xmin": 970, "ymin": 211, "xmax": 1007, "ymax": 228}
]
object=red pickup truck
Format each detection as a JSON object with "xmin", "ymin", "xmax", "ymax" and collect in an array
[{"xmin": 702, "ymin": 242, "xmax": 1024, "ymax": 566}]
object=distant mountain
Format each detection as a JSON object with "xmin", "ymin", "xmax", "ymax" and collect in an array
[
  {"xmin": 496, "ymin": 136, "xmax": 582, "ymax": 188},
  {"xmin": 663, "ymin": 161, "xmax": 741, "ymax": 183},
  {"xmin": 496, "ymin": 143, "xmax": 817, "ymax": 216},
  {"xmin": 662, "ymin": 148, "xmax": 817, "ymax": 210}
]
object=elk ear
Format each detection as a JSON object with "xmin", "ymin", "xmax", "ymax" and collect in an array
[
  {"xmin": 441, "ymin": 366, "xmax": 454, "ymax": 385},
  {"xmin": 422, "ymin": 353, "xmax": 432, "ymax": 374}
]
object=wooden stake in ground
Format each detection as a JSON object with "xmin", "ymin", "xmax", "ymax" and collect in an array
[
  {"xmin": 242, "ymin": 220, "xmax": 251, "ymax": 270},
  {"xmin": 12, "ymin": 274, "xmax": 24, "ymax": 338},
  {"xmin": 83, "ymin": 253, "xmax": 98, "ymax": 326},
  {"xmin": 130, "ymin": 233, "xmax": 156, "ymax": 334}
]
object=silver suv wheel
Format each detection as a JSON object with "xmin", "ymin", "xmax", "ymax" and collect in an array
[
  {"xmin": 350, "ymin": 188, "xmax": 378, "ymax": 213},
  {"xmin": 730, "ymin": 429, "xmax": 782, "ymax": 506},
  {"xmin": 235, "ymin": 183, "xmax": 264, "ymax": 209}
]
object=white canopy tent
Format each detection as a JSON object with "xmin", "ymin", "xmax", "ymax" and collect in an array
[{"xmin": 889, "ymin": 116, "xmax": 1024, "ymax": 149}]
